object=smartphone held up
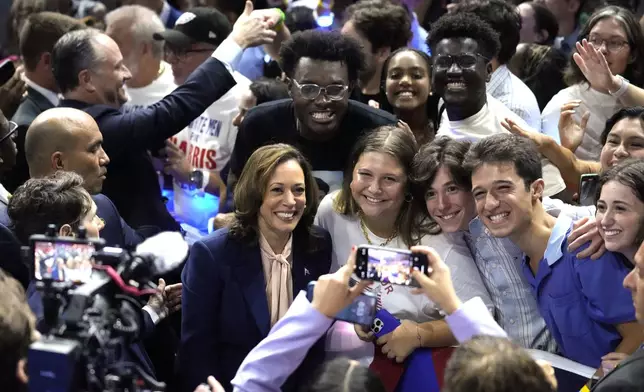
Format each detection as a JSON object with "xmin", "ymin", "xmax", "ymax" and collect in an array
[{"xmin": 354, "ymin": 245, "xmax": 429, "ymax": 287}]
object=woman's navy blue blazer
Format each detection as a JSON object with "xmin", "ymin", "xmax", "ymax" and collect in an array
[{"xmin": 178, "ymin": 225, "xmax": 332, "ymax": 392}]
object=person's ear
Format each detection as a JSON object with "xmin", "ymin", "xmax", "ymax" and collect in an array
[
  {"xmin": 51, "ymin": 152, "xmax": 65, "ymax": 170},
  {"xmin": 376, "ymin": 46, "xmax": 391, "ymax": 64},
  {"xmin": 140, "ymin": 41, "xmax": 151, "ymax": 56},
  {"xmin": 567, "ymin": 0, "xmax": 581, "ymax": 13},
  {"xmin": 59, "ymin": 224, "xmax": 75, "ymax": 237},
  {"xmin": 78, "ymin": 69, "xmax": 96, "ymax": 93},
  {"xmin": 41, "ymin": 52, "xmax": 53, "ymax": 69},
  {"xmin": 16, "ymin": 358, "xmax": 28, "ymax": 384},
  {"xmin": 285, "ymin": 77, "xmax": 294, "ymax": 97},
  {"xmin": 531, "ymin": 179, "xmax": 545, "ymax": 201}
]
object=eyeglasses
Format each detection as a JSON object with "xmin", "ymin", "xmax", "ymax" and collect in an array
[
  {"xmin": 433, "ymin": 53, "xmax": 488, "ymax": 69},
  {"xmin": 587, "ymin": 36, "xmax": 629, "ymax": 52},
  {"xmin": 164, "ymin": 45, "xmax": 214, "ymax": 61},
  {"xmin": 292, "ymin": 80, "xmax": 348, "ymax": 101},
  {"xmin": 0, "ymin": 121, "xmax": 18, "ymax": 145}
]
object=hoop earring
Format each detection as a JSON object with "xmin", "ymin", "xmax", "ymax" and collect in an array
[{"xmin": 404, "ymin": 193, "xmax": 413, "ymax": 202}]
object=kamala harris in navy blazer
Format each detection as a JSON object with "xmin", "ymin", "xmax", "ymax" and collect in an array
[
  {"xmin": 179, "ymin": 226, "xmax": 331, "ymax": 392},
  {"xmin": 178, "ymin": 144, "xmax": 332, "ymax": 392}
]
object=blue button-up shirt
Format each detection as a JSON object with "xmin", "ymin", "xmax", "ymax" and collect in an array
[
  {"xmin": 522, "ymin": 215, "xmax": 635, "ymax": 368},
  {"xmin": 465, "ymin": 221, "xmax": 556, "ymax": 352}
]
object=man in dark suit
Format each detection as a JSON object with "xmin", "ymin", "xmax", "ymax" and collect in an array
[
  {"xmin": 23, "ymin": 107, "xmax": 182, "ymax": 384},
  {"xmin": 592, "ymin": 240, "xmax": 644, "ymax": 391},
  {"xmin": 5, "ymin": 12, "xmax": 85, "ymax": 193},
  {"xmin": 24, "ymin": 107, "xmax": 145, "ymax": 249},
  {"xmin": 52, "ymin": 6, "xmax": 276, "ymax": 232}
]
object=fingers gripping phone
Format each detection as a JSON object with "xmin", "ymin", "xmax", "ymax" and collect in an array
[
  {"xmin": 306, "ymin": 282, "xmax": 377, "ymax": 327},
  {"xmin": 354, "ymin": 245, "xmax": 428, "ymax": 287},
  {"xmin": 579, "ymin": 173, "xmax": 600, "ymax": 206}
]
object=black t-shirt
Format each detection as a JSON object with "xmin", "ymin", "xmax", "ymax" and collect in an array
[{"xmin": 229, "ymin": 98, "xmax": 397, "ymax": 191}]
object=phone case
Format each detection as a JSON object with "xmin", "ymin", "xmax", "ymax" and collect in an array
[{"xmin": 307, "ymin": 282, "xmax": 376, "ymax": 327}]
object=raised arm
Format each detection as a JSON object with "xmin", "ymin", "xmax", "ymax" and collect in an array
[
  {"xmin": 502, "ymin": 118, "xmax": 600, "ymax": 192},
  {"xmin": 232, "ymin": 251, "xmax": 370, "ymax": 392},
  {"xmin": 574, "ymin": 39, "xmax": 644, "ymax": 108},
  {"xmin": 102, "ymin": 2, "xmax": 278, "ymax": 159}
]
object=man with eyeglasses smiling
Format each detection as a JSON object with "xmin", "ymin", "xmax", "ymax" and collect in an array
[
  {"xmin": 227, "ymin": 30, "xmax": 397, "ymax": 194},
  {"xmin": 429, "ymin": 12, "xmax": 566, "ymax": 199}
]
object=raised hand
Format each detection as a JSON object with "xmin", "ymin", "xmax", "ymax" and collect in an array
[
  {"xmin": 501, "ymin": 118, "xmax": 553, "ymax": 152},
  {"xmin": 163, "ymin": 140, "xmax": 191, "ymax": 184},
  {"xmin": 230, "ymin": 1, "xmax": 277, "ymax": 49},
  {"xmin": 312, "ymin": 248, "xmax": 371, "ymax": 318},
  {"xmin": 558, "ymin": 100, "xmax": 590, "ymax": 153},
  {"xmin": 573, "ymin": 39, "xmax": 621, "ymax": 94}
]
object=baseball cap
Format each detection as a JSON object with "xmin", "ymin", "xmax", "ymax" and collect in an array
[{"xmin": 153, "ymin": 7, "xmax": 232, "ymax": 48}]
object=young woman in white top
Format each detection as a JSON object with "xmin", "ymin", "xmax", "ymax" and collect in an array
[
  {"xmin": 541, "ymin": 6, "xmax": 644, "ymax": 161},
  {"xmin": 315, "ymin": 125, "xmax": 491, "ymax": 364}
]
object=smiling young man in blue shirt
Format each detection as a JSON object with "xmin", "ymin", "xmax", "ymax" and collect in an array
[{"xmin": 464, "ymin": 133, "xmax": 641, "ymax": 369}]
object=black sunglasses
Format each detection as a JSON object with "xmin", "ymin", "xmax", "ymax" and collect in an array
[{"xmin": 0, "ymin": 121, "xmax": 17, "ymax": 145}]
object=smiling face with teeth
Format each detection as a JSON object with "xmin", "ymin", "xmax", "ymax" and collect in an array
[
  {"xmin": 599, "ymin": 117, "xmax": 644, "ymax": 171},
  {"xmin": 425, "ymin": 166, "xmax": 477, "ymax": 233},
  {"xmin": 596, "ymin": 180, "xmax": 644, "ymax": 259},
  {"xmin": 384, "ymin": 50, "xmax": 431, "ymax": 112},
  {"xmin": 290, "ymin": 58, "xmax": 350, "ymax": 141},
  {"xmin": 432, "ymin": 37, "xmax": 490, "ymax": 120},
  {"xmin": 350, "ymin": 151, "xmax": 407, "ymax": 225},
  {"xmin": 257, "ymin": 159, "xmax": 308, "ymax": 243},
  {"xmin": 471, "ymin": 163, "xmax": 543, "ymax": 239}
]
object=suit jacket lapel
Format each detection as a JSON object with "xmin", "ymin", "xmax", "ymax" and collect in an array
[
  {"xmin": 291, "ymin": 233, "xmax": 319, "ymax": 294},
  {"xmin": 234, "ymin": 242, "xmax": 271, "ymax": 337}
]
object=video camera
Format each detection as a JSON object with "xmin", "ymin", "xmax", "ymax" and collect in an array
[{"xmin": 25, "ymin": 224, "xmax": 168, "ymax": 392}]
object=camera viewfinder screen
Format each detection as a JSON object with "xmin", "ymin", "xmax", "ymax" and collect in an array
[
  {"xmin": 366, "ymin": 248, "xmax": 413, "ymax": 286},
  {"xmin": 34, "ymin": 241, "xmax": 95, "ymax": 283}
]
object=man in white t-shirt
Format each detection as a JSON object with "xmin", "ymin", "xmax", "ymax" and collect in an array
[
  {"xmin": 153, "ymin": 8, "xmax": 251, "ymax": 222},
  {"xmin": 428, "ymin": 12, "xmax": 566, "ymax": 198},
  {"xmin": 105, "ymin": 5, "xmax": 177, "ymax": 111}
]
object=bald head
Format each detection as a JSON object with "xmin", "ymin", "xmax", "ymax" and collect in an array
[{"xmin": 26, "ymin": 108, "xmax": 110, "ymax": 194}]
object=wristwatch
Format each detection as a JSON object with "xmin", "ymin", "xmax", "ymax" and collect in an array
[{"xmin": 189, "ymin": 169, "xmax": 206, "ymax": 191}]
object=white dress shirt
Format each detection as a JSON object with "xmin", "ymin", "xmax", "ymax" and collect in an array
[{"xmin": 487, "ymin": 64, "xmax": 541, "ymax": 130}]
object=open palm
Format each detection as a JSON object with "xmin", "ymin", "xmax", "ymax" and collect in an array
[{"xmin": 573, "ymin": 39, "xmax": 620, "ymax": 94}]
